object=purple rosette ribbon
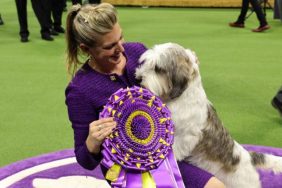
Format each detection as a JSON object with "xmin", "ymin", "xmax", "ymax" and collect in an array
[{"xmin": 100, "ymin": 86, "xmax": 185, "ymax": 188}]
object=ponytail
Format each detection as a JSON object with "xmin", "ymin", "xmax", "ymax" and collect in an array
[{"xmin": 66, "ymin": 4, "xmax": 82, "ymax": 77}]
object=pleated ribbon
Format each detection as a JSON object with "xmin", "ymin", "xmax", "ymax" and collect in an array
[{"xmin": 100, "ymin": 86, "xmax": 185, "ymax": 188}]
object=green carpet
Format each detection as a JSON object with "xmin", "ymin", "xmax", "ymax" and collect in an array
[{"xmin": 0, "ymin": 0, "xmax": 281, "ymax": 167}]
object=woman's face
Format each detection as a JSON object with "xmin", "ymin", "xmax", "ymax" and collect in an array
[{"xmin": 88, "ymin": 23, "xmax": 125, "ymax": 71}]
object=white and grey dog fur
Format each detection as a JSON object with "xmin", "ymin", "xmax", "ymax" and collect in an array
[{"xmin": 135, "ymin": 43, "xmax": 282, "ymax": 188}]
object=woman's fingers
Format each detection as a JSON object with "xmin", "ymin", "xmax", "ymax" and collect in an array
[
  {"xmin": 90, "ymin": 121, "xmax": 116, "ymax": 133},
  {"xmin": 99, "ymin": 121, "xmax": 116, "ymax": 129},
  {"xmin": 90, "ymin": 118, "xmax": 116, "ymax": 132},
  {"xmin": 86, "ymin": 118, "xmax": 117, "ymax": 154},
  {"xmin": 90, "ymin": 117, "xmax": 114, "ymax": 127},
  {"xmin": 89, "ymin": 119, "xmax": 116, "ymax": 140},
  {"xmin": 97, "ymin": 126, "xmax": 116, "ymax": 140}
]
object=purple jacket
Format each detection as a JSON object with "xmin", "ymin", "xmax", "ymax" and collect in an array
[{"xmin": 65, "ymin": 42, "xmax": 212, "ymax": 188}]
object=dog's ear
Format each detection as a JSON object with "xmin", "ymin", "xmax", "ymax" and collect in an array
[
  {"xmin": 186, "ymin": 49, "xmax": 200, "ymax": 65},
  {"xmin": 136, "ymin": 49, "xmax": 157, "ymax": 80},
  {"xmin": 185, "ymin": 49, "xmax": 200, "ymax": 80},
  {"xmin": 139, "ymin": 48, "xmax": 159, "ymax": 65},
  {"xmin": 169, "ymin": 56, "xmax": 190, "ymax": 99}
]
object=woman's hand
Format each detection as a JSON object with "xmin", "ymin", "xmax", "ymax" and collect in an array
[{"xmin": 86, "ymin": 117, "xmax": 117, "ymax": 154}]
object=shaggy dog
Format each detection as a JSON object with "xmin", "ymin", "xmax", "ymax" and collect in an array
[{"xmin": 135, "ymin": 43, "xmax": 282, "ymax": 188}]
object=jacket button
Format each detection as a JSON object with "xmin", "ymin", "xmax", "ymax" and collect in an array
[{"xmin": 110, "ymin": 76, "xmax": 116, "ymax": 81}]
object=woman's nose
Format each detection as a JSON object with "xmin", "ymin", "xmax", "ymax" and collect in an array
[{"xmin": 116, "ymin": 41, "xmax": 124, "ymax": 52}]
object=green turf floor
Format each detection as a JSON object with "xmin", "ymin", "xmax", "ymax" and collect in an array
[{"xmin": 0, "ymin": 0, "xmax": 282, "ymax": 167}]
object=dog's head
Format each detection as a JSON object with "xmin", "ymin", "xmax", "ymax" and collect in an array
[{"xmin": 136, "ymin": 43, "xmax": 200, "ymax": 100}]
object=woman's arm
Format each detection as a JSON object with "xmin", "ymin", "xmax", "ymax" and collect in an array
[
  {"xmin": 177, "ymin": 161, "xmax": 225, "ymax": 188},
  {"xmin": 66, "ymin": 85, "xmax": 102, "ymax": 170}
]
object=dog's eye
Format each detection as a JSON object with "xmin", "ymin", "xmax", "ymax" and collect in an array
[{"xmin": 154, "ymin": 66, "xmax": 165, "ymax": 74}]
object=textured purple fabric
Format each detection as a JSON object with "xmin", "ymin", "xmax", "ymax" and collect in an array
[
  {"xmin": 178, "ymin": 161, "xmax": 212, "ymax": 188},
  {"xmin": 65, "ymin": 42, "xmax": 215, "ymax": 188}
]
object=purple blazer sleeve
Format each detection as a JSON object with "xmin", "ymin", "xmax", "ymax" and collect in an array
[
  {"xmin": 177, "ymin": 161, "xmax": 213, "ymax": 188},
  {"xmin": 65, "ymin": 85, "xmax": 102, "ymax": 170}
]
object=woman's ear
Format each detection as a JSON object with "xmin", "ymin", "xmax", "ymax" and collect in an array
[{"xmin": 79, "ymin": 43, "xmax": 89, "ymax": 53}]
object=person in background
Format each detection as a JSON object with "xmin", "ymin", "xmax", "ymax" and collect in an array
[
  {"xmin": 274, "ymin": 0, "xmax": 282, "ymax": 22},
  {"xmin": 15, "ymin": 0, "xmax": 54, "ymax": 42},
  {"xmin": 229, "ymin": 0, "xmax": 270, "ymax": 32},
  {"xmin": 47, "ymin": 0, "xmax": 65, "ymax": 34},
  {"xmin": 272, "ymin": 86, "xmax": 282, "ymax": 116},
  {"xmin": 65, "ymin": 3, "xmax": 225, "ymax": 188}
]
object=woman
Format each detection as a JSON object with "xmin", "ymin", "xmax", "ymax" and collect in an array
[{"xmin": 65, "ymin": 3, "xmax": 225, "ymax": 188}]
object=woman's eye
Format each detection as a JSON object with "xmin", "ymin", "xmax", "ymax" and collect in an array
[
  {"xmin": 103, "ymin": 45, "xmax": 115, "ymax": 50},
  {"xmin": 104, "ymin": 47, "xmax": 112, "ymax": 50}
]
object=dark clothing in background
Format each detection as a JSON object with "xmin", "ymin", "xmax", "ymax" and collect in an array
[
  {"xmin": 15, "ymin": 0, "xmax": 50, "ymax": 38},
  {"xmin": 237, "ymin": 0, "xmax": 268, "ymax": 26},
  {"xmin": 46, "ymin": 0, "xmax": 65, "ymax": 30}
]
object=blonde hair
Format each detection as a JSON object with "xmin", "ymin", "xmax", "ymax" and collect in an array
[{"xmin": 65, "ymin": 3, "xmax": 118, "ymax": 76}]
